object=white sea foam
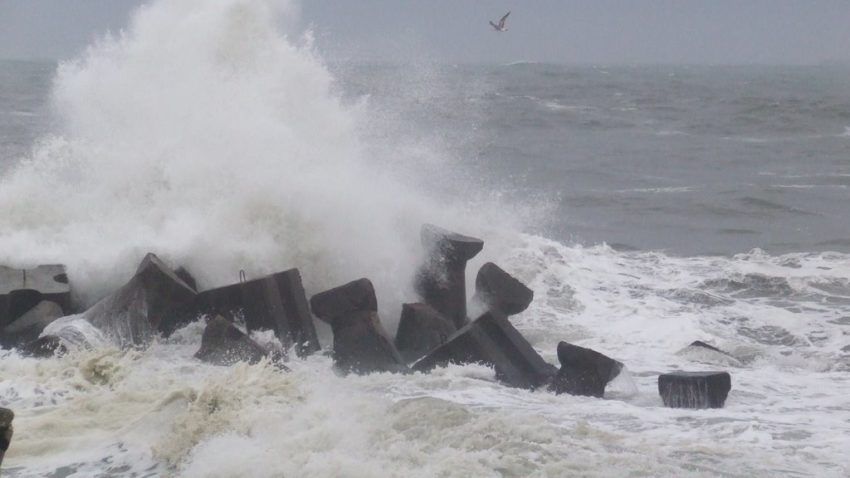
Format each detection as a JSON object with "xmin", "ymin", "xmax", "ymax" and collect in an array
[
  {"xmin": 2, "ymin": 1, "xmax": 850, "ymax": 477},
  {"xmin": 3, "ymin": 237, "xmax": 850, "ymax": 476}
]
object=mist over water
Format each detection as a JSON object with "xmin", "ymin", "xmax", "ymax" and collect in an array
[{"xmin": 1, "ymin": 1, "xmax": 850, "ymax": 477}]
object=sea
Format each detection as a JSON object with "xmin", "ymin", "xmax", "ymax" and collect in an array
[{"xmin": 1, "ymin": 1, "xmax": 849, "ymax": 477}]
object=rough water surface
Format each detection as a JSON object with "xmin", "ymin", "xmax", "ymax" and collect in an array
[{"xmin": 1, "ymin": 0, "xmax": 850, "ymax": 476}]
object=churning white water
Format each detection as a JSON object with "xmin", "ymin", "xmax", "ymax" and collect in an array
[{"xmin": 1, "ymin": 1, "xmax": 850, "ymax": 477}]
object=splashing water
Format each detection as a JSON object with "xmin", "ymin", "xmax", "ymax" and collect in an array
[
  {"xmin": 0, "ymin": 0, "xmax": 519, "ymax": 308},
  {"xmin": 2, "ymin": 1, "xmax": 850, "ymax": 477}
]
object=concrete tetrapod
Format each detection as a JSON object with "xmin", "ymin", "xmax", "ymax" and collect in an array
[
  {"xmin": 394, "ymin": 302, "xmax": 456, "ymax": 363},
  {"xmin": 658, "ymin": 371, "xmax": 731, "ymax": 409},
  {"xmin": 0, "ymin": 264, "xmax": 71, "ymax": 330},
  {"xmin": 548, "ymin": 342, "xmax": 624, "ymax": 398},
  {"xmin": 195, "ymin": 315, "xmax": 272, "ymax": 366},
  {"xmin": 78, "ymin": 253, "xmax": 196, "ymax": 347},
  {"xmin": 413, "ymin": 310, "xmax": 556, "ymax": 389},
  {"xmin": 414, "ymin": 224, "xmax": 483, "ymax": 329},
  {"xmin": 473, "ymin": 262, "xmax": 534, "ymax": 316},
  {"xmin": 0, "ymin": 300, "xmax": 63, "ymax": 348},
  {"xmin": 310, "ymin": 278, "xmax": 408, "ymax": 375},
  {"xmin": 0, "ymin": 407, "xmax": 12, "ymax": 470},
  {"xmin": 190, "ymin": 269, "xmax": 320, "ymax": 357}
]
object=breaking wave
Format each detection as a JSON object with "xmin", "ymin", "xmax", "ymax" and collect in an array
[{"xmin": 0, "ymin": 0, "xmax": 519, "ymax": 308}]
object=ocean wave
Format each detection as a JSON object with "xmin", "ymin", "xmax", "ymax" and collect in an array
[
  {"xmin": 1, "ymin": 0, "xmax": 850, "ymax": 476},
  {"xmin": 502, "ymin": 61, "xmax": 542, "ymax": 67},
  {"xmin": 3, "ymin": 235, "xmax": 850, "ymax": 476},
  {"xmin": 615, "ymin": 186, "xmax": 694, "ymax": 194}
]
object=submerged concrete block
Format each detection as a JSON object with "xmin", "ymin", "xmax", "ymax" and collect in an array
[
  {"xmin": 413, "ymin": 311, "xmax": 556, "ymax": 389},
  {"xmin": 331, "ymin": 310, "xmax": 409, "ymax": 375},
  {"xmin": 310, "ymin": 278, "xmax": 407, "ymax": 375},
  {"xmin": 195, "ymin": 315, "xmax": 269, "ymax": 366},
  {"xmin": 0, "ymin": 264, "xmax": 71, "ymax": 330},
  {"xmin": 394, "ymin": 302, "xmax": 456, "ymax": 363},
  {"xmin": 549, "ymin": 342, "xmax": 623, "ymax": 398},
  {"xmin": 0, "ymin": 300, "xmax": 63, "ymax": 348},
  {"xmin": 678, "ymin": 340, "xmax": 743, "ymax": 366},
  {"xmin": 658, "ymin": 371, "xmax": 731, "ymax": 409},
  {"xmin": 690, "ymin": 341, "xmax": 723, "ymax": 353},
  {"xmin": 414, "ymin": 224, "xmax": 484, "ymax": 329},
  {"xmin": 686, "ymin": 340, "xmax": 738, "ymax": 359},
  {"xmin": 474, "ymin": 262, "xmax": 533, "ymax": 316},
  {"xmin": 0, "ymin": 407, "xmax": 12, "ymax": 470}
]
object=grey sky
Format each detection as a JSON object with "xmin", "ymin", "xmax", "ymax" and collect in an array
[{"xmin": 1, "ymin": 0, "xmax": 849, "ymax": 64}]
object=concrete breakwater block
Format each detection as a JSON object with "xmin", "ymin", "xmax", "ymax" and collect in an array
[
  {"xmin": 678, "ymin": 340, "xmax": 743, "ymax": 366},
  {"xmin": 0, "ymin": 300, "xmax": 64, "ymax": 348},
  {"xmin": 190, "ymin": 269, "xmax": 320, "ymax": 357},
  {"xmin": 474, "ymin": 262, "xmax": 533, "ymax": 316},
  {"xmin": 413, "ymin": 311, "xmax": 556, "ymax": 389},
  {"xmin": 310, "ymin": 278, "xmax": 408, "ymax": 375},
  {"xmin": 394, "ymin": 302, "xmax": 456, "ymax": 363},
  {"xmin": 0, "ymin": 407, "xmax": 13, "ymax": 469},
  {"xmin": 80, "ymin": 253, "xmax": 197, "ymax": 347},
  {"xmin": 0, "ymin": 264, "xmax": 71, "ymax": 330},
  {"xmin": 195, "ymin": 315, "xmax": 271, "ymax": 366},
  {"xmin": 414, "ymin": 224, "xmax": 484, "ymax": 329},
  {"xmin": 658, "ymin": 371, "xmax": 731, "ymax": 409},
  {"xmin": 548, "ymin": 342, "xmax": 623, "ymax": 398}
]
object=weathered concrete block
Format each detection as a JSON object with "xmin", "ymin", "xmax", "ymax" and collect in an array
[
  {"xmin": 189, "ymin": 269, "xmax": 319, "ymax": 357},
  {"xmin": 394, "ymin": 303, "xmax": 456, "ymax": 363},
  {"xmin": 331, "ymin": 311, "xmax": 409, "ymax": 375},
  {"xmin": 679, "ymin": 340, "xmax": 742, "ymax": 364},
  {"xmin": 658, "ymin": 371, "xmax": 731, "ymax": 409},
  {"xmin": 193, "ymin": 282, "xmax": 243, "ymax": 320},
  {"xmin": 241, "ymin": 269, "xmax": 319, "ymax": 357},
  {"xmin": 548, "ymin": 342, "xmax": 623, "ymax": 398},
  {"xmin": 474, "ymin": 262, "xmax": 533, "ymax": 316},
  {"xmin": 309, "ymin": 277, "xmax": 377, "ymax": 322},
  {"xmin": 194, "ymin": 315, "xmax": 269, "ymax": 366},
  {"xmin": 0, "ymin": 407, "xmax": 12, "ymax": 470},
  {"xmin": 414, "ymin": 224, "xmax": 484, "ymax": 329},
  {"xmin": 310, "ymin": 278, "xmax": 407, "ymax": 375},
  {"xmin": 0, "ymin": 264, "xmax": 71, "ymax": 329},
  {"xmin": 688, "ymin": 340, "xmax": 739, "ymax": 358},
  {"xmin": 413, "ymin": 311, "xmax": 556, "ymax": 389},
  {"xmin": 0, "ymin": 300, "xmax": 63, "ymax": 348},
  {"xmin": 81, "ymin": 253, "xmax": 197, "ymax": 347},
  {"xmin": 689, "ymin": 341, "xmax": 726, "ymax": 354}
]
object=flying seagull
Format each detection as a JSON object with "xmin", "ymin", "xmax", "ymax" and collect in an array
[{"xmin": 489, "ymin": 11, "xmax": 510, "ymax": 32}]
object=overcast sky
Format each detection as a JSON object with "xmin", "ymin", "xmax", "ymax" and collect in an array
[{"xmin": 1, "ymin": 0, "xmax": 849, "ymax": 64}]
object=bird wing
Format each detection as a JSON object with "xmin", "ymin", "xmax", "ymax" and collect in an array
[
  {"xmin": 489, "ymin": 21, "xmax": 499, "ymax": 30},
  {"xmin": 499, "ymin": 11, "xmax": 511, "ymax": 27}
]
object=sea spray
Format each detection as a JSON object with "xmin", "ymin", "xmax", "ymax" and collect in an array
[
  {"xmin": 0, "ymin": 0, "xmax": 521, "ymax": 313},
  {"xmin": 2, "ymin": 1, "xmax": 850, "ymax": 476}
]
